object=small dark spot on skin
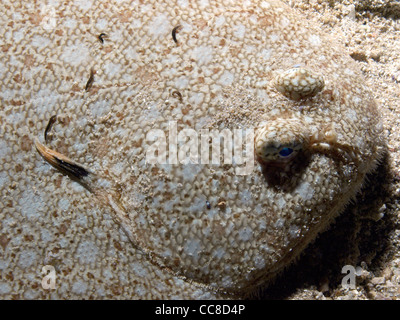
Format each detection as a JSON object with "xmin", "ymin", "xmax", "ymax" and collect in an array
[
  {"xmin": 217, "ymin": 200, "xmax": 226, "ymax": 211},
  {"xmin": 85, "ymin": 68, "xmax": 95, "ymax": 91},
  {"xmin": 0, "ymin": 234, "xmax": 10, "ymax": 251},
  {"xmin": 20, "ymin": 134, "xmax": 31, "ymax": 151},
  {"xmin": 113, "ymin": 240, "xmax": 122, "ymax": 251},
  {"xmin": 172, "ymin": 25, "xmax": 182, "ymax": 44},
  {"xmin": 44, "ymin": 115, "xmax": 57, "ymax": 143},
  {"xmin": 206, "ymin": 200, "xmax": 211, "ymax": 210},
  {"xmin": 172, "ymin": 90, "xmax": 183, "ymax": 102},
  {"xmin": 98, "ymin": 33, "xmax": 107, "ymax": 44}
]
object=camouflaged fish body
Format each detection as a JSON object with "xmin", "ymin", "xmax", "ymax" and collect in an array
[{"xmin": 0, "ymin": 0, "xmax": 384, "ymax": 298}]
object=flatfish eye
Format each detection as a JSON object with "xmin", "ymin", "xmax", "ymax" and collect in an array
[
  {"xmin": 279, "ymin": 147, "xmax": 294, "ymax": 158},
  {"xmin": 254, "ymin": 119, "xmax": 309, "ymax": 166},
  {"xmin": 256, "ymin": 140, "xmax": 301, "ymax": 164}
]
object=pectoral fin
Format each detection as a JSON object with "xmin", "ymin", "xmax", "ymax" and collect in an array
[{"xmin": 35, "ymin": 139, "xmax": 90, "ymax": 181}]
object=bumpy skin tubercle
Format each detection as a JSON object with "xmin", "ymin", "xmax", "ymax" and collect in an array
[{"xmin": 0, "ymin": 0, "xmax": 384, "ymax": 298}]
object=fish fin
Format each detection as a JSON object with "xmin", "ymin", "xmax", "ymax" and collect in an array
[{"xmin": 35, "ymin": 138, "xmax": 91, "ymax": 181}]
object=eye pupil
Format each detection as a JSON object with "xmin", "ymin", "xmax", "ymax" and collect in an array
[{"xmin": 279, "ymin": 147, "xmax": 293, "ymax": 157}]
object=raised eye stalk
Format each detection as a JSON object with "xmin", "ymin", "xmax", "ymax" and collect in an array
[
  {"xmin": 254, "ymin": 118, "xmax": 309, "ymax": 167},
  {"xmin": 273, "ymin": 67, "xmax": 324, "ymax": 101}
]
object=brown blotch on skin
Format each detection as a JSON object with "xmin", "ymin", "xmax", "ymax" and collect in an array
[
  {"xmin": 258, "ymin": 15, "xmax": 274, "ymax": 27},
  {"xmin": 217, "ymin": 200, "xmax": 227, "ymax": 211},
  {"xmin": 2, "ymin": 44, "xmax": 11, "ymax": 53},
  {"xmin": 24, "ymin": 234, "xmax": 34, "ymax": 242},
  {"xmin": 213, "ymin": 67, "xmax": 221, "ymax": 74},
  {"xmin": 10, "ymin": 99, "xmax": 23, "ymax": 106},
  {"xmin": 0, "ymin": 234, "xmax": 10, "ymax": 251},
  {"xmin": 181, "ymin": 106, "xmax": 190, "ymax": 115},
  {"xmin": 173, "ymin": 257, "xmax": 181, "ymax": 268},
  {"xmin": 13, "ymin": 73, "xmax": 22, "ymax": 83},
  {"xmin": 229, "ymin": 46, "xmax": 241, "ymax": 57},
  {"xmin": 15, "ymin": 164, "xmax": 23, "ymax": 172},
  {"xmin": 71, "ymin": 83, "xmax": 81, "ymax": 92},
  {"xmin": 31, "ymin": 283, "xmax": 39, "ymax": 290},
  {"xmin": 20, "ymin": 135, "xmax": 31, "ymax": 152},
  {"xmin": 110, "ymin": 284, "xmax": 123, "ymax": 296},
  {"xmin": 91, "ymin": 137, "xmax": 109, "ymax": 158},
  {"xmin": 58, "ymin": 223, "xmax": 68, "ymax": 235},
  {"xmin": 113, "ymin": 240, "xmax": 123, "ymax": 251},
  {"xmin": 104, "ymin": 46, "xmax": 113, "ymax": 53},
  {"xmin": 322, "ymin": 89, "xmax": 335, "ymax": 101},
  {"xmin": 28, "ymin": 13, "xmax": 42, "ymax": 25},
  {"xmin": 5, "ymin": 271, "xmax": 13, "ymax": 281},
  {"xmin": 24, "ymin": 54, "xmax": 35, "ymax": 68},
  {"xmin": 132, "ymin": 139, "xmax": 143, "ymax": 149},
  {"xmin": 193, "ymin": 19, "xmax": 208, "ymax": 30},
  {"xmin": 118, "ymin": 10, "xmax": 132, "ymax": 23}
]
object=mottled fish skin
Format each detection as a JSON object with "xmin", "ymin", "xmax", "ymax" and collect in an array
[{"xmin": 0, "ymin": 0, "xmax": 384, "ymax": 298}]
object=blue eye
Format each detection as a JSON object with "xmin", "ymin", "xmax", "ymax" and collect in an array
[{"xmin": 279, "ymin": 147, "xmax": 293, "ymax": 157}]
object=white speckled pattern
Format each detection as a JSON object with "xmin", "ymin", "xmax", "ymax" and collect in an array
[{"xmin": 0, "ymin": 0, "xmax": 384, "ymax": 298}]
